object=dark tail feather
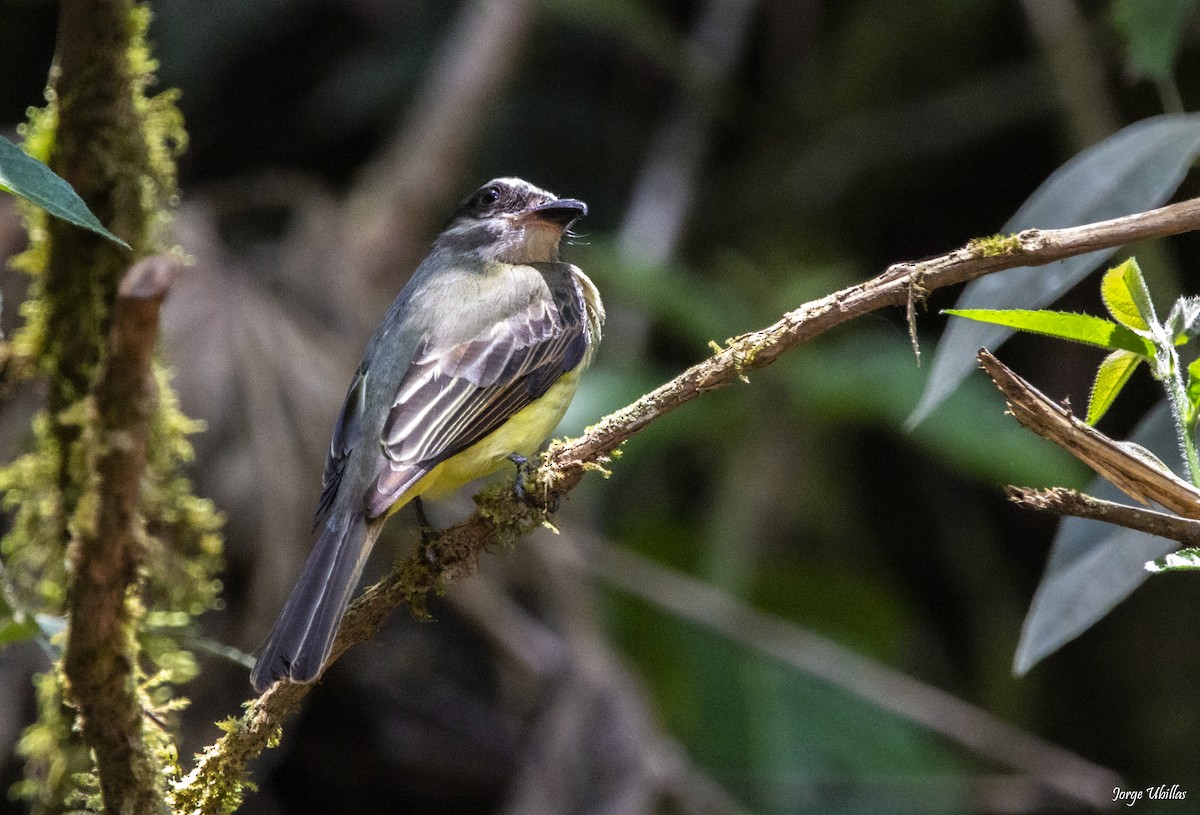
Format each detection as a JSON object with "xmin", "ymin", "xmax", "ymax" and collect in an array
[{"xmin": 251, "ymin": 511, "xmax": 378, "ymax": 692}]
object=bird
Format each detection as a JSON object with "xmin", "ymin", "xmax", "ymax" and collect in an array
[{"xmin": 250, "ymin": 177, "xmax": 603, "ymax": 692}]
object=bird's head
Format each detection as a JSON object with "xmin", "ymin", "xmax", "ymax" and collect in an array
[{"xmin": 436, "ymin": 177, "xmax": 587, "ymax": 265}]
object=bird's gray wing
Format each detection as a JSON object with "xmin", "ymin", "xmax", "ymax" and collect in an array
[{"xmin": 366, "ymin": 276, "xmax": 589, "ymax": 518}]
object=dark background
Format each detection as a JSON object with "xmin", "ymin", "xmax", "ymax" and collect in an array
[{"xmin": 1, "ymin": 0, "xmax": 1199, "ymax": 812}]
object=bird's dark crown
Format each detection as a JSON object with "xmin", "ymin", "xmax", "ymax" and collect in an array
[{"xmin": 453, "ymin": 177, "xmax": 555, "ymax": 222}]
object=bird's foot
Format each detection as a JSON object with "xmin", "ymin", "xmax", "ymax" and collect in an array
[{"xmin": 507, "ymin": 453, "xmax": 559, "ymax": 512}]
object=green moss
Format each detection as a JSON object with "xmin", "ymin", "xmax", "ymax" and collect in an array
[
  {"xmin": 0, "ymin": 414, "xmax": 67, "ymax": 609},
  {"xmin": 475, "ymin": 483, "xmax": 542, "ymax": 550},
  {"xmin": 2, "ymin": 2, "xmax": 227, "ymax": 810},
  {"xmin": 169, "ymin": 714, "xmax": 261, "ymax": 815},
  {"xmin": 12, "ymin": 668, "xmax": 92, "ymax": 815},
  {"xmin": 968, "ymin": 232, "xmax": 1022, "ymax": 257}
]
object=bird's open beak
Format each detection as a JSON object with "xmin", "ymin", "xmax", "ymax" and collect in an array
[{"xmin": 528, "ymin": 198, "xmax": 587, "ymax": 227}]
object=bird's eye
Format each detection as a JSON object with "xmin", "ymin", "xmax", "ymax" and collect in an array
[{"xmin": 474, "ymin": 186, "xmax": 502, "ymax": 210}]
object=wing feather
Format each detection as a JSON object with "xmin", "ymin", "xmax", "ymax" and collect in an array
[
  {"xmin": 311, "ymin": 264, "xmax": 596, "ymax": 525},
  {"xmin": 367, "ymin": 272, "xmax": 590, "ymax": 518}
]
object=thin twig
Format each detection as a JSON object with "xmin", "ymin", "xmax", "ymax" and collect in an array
[
  {"xmin": 979, "ymin": 349, "xmax": 1200, "ymax": 518},
  {"xmin": 181, "ymin": 195, "xmax": 1200, "ymax": 795},
  {"xmin": 63, "ymin": 257, "xmax": 179, "ymax": 815},
  {"xmin": 1006, "ymin": 486, "xmax": 1200, "ymax": 545},
  {"xmin": 547, "ymin": 197, "xmax": 1200, "ymax": 487}
]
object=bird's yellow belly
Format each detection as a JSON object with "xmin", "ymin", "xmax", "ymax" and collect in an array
[{"xmin": 400, "ymin": 369, "xmax": 583, "ymax": 505}]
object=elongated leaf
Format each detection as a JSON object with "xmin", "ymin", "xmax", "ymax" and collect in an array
[
  {"xmin": 0, "ymin": 134, "xmax": 129, "ymax": 248},
  {"xmin": 1089, "ymin": 350, "xmax": 1143, "ymax": 425},
  {"xmin": 1101, "ymin": 260, "xmax": 1152, "ymax": 331},
  {"xmin": 1145, "ymin": 548, "xmax": 1200, "ymax": 572},
  {"xmin": 1013, "ymin": 401, "xmax": 1178, "ymax": 675},
  {"xmin": 942, "ymin": 309, "xmax": 1154, "ymax": 356},
  {"xmin": 910, "ymin": 113, "xmax": 1200, "ymax": 428}
]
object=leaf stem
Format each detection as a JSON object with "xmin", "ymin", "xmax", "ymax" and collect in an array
[{"xmin": 1162, "ymin": 345, "xmax": 1200, "ymax": 486}]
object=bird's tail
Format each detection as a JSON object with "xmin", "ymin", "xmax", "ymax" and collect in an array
[{"xmin": 251, "ymin": 510, "xmax": 379, "ymax": 692}]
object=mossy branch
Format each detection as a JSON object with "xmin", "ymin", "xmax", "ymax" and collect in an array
[
  {"xmin": 175, "ymin": 195, "xmax": 1200, "ymax": 803},
  {"xmin": 63, "ymin": 257, "xmax": 178, "ymax": 815}
]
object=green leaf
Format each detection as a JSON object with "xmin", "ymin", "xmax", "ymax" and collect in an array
[
  {"xmin": 1089, "ymin": 350, "xmax": 1143, "ymax": 424},
  {"xmin": 1112, "ymin": 0, "xmax": 1198, "ymax": 84},
  {"xmin": 911, "ymin": 114, "xmax": 1200, "ymax": 428},
  {"xmin": 0, "ymin": 134, "xmax": 130, "ymax": 249},
  {"xmin": 942, "ymin": 308, "xmax": 1155, "ymax": 356},
  {"xmin": 1186, "ymin": 356, "xmax": 1200, "ymax": 419},
  {"xmin": 1116, "ymin": 257, "xmax": 1159, "ymax": 329},
  {"xmin": 1145, "ymin": 547, "xmax": 1200, "ymax": 573},
  {"xmin": 1189, "ymin": 355, "xmax": 1200, "ymax": 394},
  {"xmin": 1101, "ymin": 260, "xmax": 1151, "ymax": 331}
]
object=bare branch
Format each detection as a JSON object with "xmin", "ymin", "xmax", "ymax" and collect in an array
[
  {"xmin": 979, "ymin": 349, "xmax": 1200, "ymax": 518},
  {"xmin": 1006, "ymin": 486, "xmax": 1200, "ymax": 545},
  {"xmin": 63, "ymin": 257, "xmax": 179, "ymax": 815},
  {"xmin": 185, "ymin": 196, "xmax": 1200, "ymax": 789}
]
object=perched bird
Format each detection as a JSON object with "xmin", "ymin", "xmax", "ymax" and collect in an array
[{"xmin": 251, "ymin": 178, "xmax": 603, "ymax": 692}]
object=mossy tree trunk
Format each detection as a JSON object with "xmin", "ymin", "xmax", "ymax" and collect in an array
[
  {"xmin": 42, "ymin": 2, "xmax": 172, "ymax": 813},
  {"xmin": 41, "ymin": 0, "xmax": 160, "ymax": 534},
  {"xmin": 5, "ymin": 1, "xmax": 218, "ymax": 814}
]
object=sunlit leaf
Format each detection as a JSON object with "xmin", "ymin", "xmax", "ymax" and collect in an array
[
  {"xmin": 942, "ymin": 308, "xmax": 1154, "ymax": 356},
  {"xmin": 1115, "ymin": 257, "xmax": 1158, "ymax": 330},
  {"xmin": 0, "ymin": 134, "xmax": 129, "ymax": 248},
  {"xmin": 1013, "ymin": 402, "xmax": 1178, "ymax": 675},
  {"xmin": 1089, "ymin": 350, "xmax": 1143, "ymax": 425},
  {"xmin": 1111, "ymin": 0, "xmax": 1198, "ymax": 84},
  {"xmin": 1186, "ymin": 357, "xmax": 1200, "ymax": 416},
  {"xmin": 1101, "ymin": 259, "xmax": 1152, "ymax": 331},
  {"xmin": 910, "ymin": 113, "xmax": 1200, "ymax": 428},
  {"xmin": 1145, "ymin": 548, "xmax": 1200, "ymax": 573}
]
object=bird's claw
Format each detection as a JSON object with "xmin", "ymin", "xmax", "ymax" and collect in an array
[
  {"xmin": 507, "ymin": 453, "xmax": 533, "ymax": 505},
  {"xmin": 507, "ymin": 452, "xmax": 560, "ymax": 512}
]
